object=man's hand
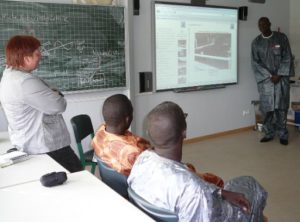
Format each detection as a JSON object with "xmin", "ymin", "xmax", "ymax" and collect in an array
[
  {"xmin": 221, "ymin": 189, "xmax": 251, "ymax": 214},
  {"xmin": 270, "ymin": 75, "xmax": 282, "ymax": 84}
]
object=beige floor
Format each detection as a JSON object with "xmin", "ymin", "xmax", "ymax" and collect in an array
[{"xmin": 182, "ymin": 126, "xmax": 300, "ymax": 222}]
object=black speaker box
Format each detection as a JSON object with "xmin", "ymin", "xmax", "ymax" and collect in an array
[
  {"xmin": 191, "ymin": 0, "xmax": 206, "ymax": 5},
  {"xmin": 238, "ymin": 6, "xmax": 248, "ymax": 21},
  {"xmin": 139, "ymin": 72, "xmax": 153, "ymax": 93},
  {"xmin": 134, "ymin": 0, "xmax": 139, "ymax": 16},
  {"xmin": 249, "ymin": 0, "xmax": 265, "ymax": 3}
]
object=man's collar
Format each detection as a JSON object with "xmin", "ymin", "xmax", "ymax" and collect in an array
[{"xmin": 261, "ymin": 31, "xmax": 273, "ymax": 39}]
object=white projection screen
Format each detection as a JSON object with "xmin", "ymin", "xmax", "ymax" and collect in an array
[{"xmin": 153, "ymin": 2, "xmax": 239, "ymax": 91}]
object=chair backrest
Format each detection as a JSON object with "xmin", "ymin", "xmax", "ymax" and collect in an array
[
  {"xmin": 70, "ymin": 114, "xmax": 94, "ymax": 163},
  {"xmin": 70, "ymin": 114, "xmax": 94, "ymax": 143},
  {"xmin": 127, "ymin": 186, "xmax": 178, "ymax": 222},
  {"xmin": 96, "ymin": 157, "xmax": 128, "ymax": 199}
]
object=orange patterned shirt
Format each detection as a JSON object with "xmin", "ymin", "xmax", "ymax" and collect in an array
[
  {"xmin": 185, "ymin": 163, "xmax": 224, "ymax": 188},
  {"xmin": 92, "ymin": 124, "xmax": 151, "ymax": 176}
]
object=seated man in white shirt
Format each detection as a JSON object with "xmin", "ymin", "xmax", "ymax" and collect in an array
[{"xmin": 128, "ymin": 101, "xmax": 268, "ymax": 222}]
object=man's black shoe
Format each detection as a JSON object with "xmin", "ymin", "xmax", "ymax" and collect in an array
[
  {"xmin": 280, "ymin": 139, "xmax": 288, "ymax": 145},
  {"xmin": 260, "ymin": 137, "xmax": 273, "ymax": 143}
]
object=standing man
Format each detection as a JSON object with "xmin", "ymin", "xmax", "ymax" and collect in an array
[{"xmin": 251, "ymin": 17, "xmax": 294, "ymax": 145}]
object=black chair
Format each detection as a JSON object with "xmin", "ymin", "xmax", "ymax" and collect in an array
[
  {"xmin": 96, "ymin": 157, "xmax": 128, "ymax": 199},
  {"xmin": 70, "ymin": 114, "xmax": 97, "ymax": 174},
  {"xmin": 128, "ymin": 186, "xmax": 178, "ymax": 222}
]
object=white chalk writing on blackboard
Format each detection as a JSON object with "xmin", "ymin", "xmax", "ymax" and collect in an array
[
  {"xmin": 0, "ymin": 1, "xmax": 126, "ymax": 91},
  {"xmin": 0, "ymin": 13, "xmax": 69, "ymax": 24}
]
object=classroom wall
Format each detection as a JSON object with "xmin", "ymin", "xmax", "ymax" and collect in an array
[
  {"xmin": 290, "ymin": 0, "xmax": 300, "ymax": 76},
  {"xmin": 131, "ymin": 0, "xmax": 291, "ymax": 139},
  {"xmin": 289, "ymin": 0, "xmax": 300, "ymax": 109},
  {"xmin": 0, "ymin": 0, "xmax": 293, "ymax": 152}
]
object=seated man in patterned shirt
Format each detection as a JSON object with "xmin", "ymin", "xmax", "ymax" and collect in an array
[
  {"xmin": 92, "ymin": 94, "xmax": 224, "ymax": 188},
  {"xmin": 91, "ymin": 94, "xmax": 150, "ymax": 176}
]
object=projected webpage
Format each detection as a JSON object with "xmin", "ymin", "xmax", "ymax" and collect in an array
[{"xmin": 154, "ymin": 3, "xmax": 238, "ymax": 91}]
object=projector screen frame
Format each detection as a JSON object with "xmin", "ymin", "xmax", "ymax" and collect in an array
[{"xmin": 152, "ymin": 1, "xmax": 239, "ymax": 92}]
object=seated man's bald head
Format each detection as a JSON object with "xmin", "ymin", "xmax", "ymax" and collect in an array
[
  {"xmin": 102, "ymin": 94, "xmax": 133, "ymax": 128},
  {"xmin": 147, "ymin": 101, "xmax": 186, "ymax": 149}
]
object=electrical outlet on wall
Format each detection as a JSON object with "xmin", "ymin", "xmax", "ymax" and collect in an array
[{"xmin": 242, "ymin": 110, "xmax": 250, "ymax": 116}]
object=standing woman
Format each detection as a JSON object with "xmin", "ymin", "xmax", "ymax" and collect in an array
[{"xmin": 0, "ymin": 35, "xmax": 82, "ymax": 172}]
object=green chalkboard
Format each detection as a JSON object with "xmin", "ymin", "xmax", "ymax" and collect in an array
[{"xmin": 0, "ymin": 1, "xmax": 125, "ymax": 92}]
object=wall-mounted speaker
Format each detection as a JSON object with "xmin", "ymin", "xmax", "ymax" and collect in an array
[
  {"xmin": 238, "ymin": 6, "xmax": 248, "ymax": 21},
  {"xmin": 139, "ymin": 72, "xmax": 153, "ymax": 93},
  {"xmin": 191, "ymin": 0, "xmax": 206, "ymax": 6},
  {"xmin": 248, "ymin": 0, "xmax": 265, "ymax": 3},
  {"xmin": 133, "ymin": 0, "xmax": 139, "ymax": 16}
]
